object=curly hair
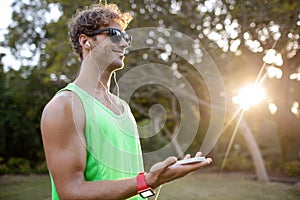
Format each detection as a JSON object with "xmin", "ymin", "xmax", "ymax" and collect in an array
[{"xmin": 68, "ymin": 3, "xmax": 133, "ymax": 61}]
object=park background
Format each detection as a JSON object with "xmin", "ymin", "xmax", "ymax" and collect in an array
[{"xmin": 0, "ymin": 0, "xmax": 299, "ymax": 199}]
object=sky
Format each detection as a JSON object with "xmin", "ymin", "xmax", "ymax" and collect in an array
[
  {"xmin": 0, "ymin": 0, "xmax": 61, "ymax": 71},
  {"xmin": 0, "ymin": 1, "xmax": 12, "ymax": 30},
  {"xmin": 0, "ymin": 0, "xmax": 18, "ymax": 70}
]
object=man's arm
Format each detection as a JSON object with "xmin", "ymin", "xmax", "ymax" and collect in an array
[
  {"xmin": 41, "ymin": 92, "xmax": 139, "ymax": 199},
  {"xmin": 41, "ymin": 92, "xmax": 212, "ymax": 200}
]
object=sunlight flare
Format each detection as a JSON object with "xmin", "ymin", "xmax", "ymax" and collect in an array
[
  {"xmin": 268, "ymin": 102, "xmax": 278, "ymax": 114},
  {"xmin": 232, "ymin": 85, "xmax": 266, "ymax": 110}
]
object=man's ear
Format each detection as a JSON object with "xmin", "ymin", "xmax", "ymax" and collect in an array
[{"xmin": 79, "ymin": 34, "xmax": 91, "ymax": 49}]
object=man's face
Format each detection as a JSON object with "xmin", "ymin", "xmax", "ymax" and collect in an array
[{"xmin": 89, "ymin": 22, "xmax": 130, "ymax": 73}]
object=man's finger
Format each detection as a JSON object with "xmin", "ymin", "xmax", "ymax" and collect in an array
[
  {"xmin": 163, "ymin": 157, "xmax": 177, "ymax": 168},
  {"xmin": 195, "ymin": 151, "xmax": 202, "ymax": 157},
  {"xmin": 183, "ymin": 154, "xmax": 191, "ymax": 159}
]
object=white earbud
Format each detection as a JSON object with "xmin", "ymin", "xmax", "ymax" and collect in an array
[{"xmin": 86, "ymin": 41, "xmax": 91, "ymax": 48}]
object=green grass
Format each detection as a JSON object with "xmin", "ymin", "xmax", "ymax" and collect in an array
[
  {"xmin": 0, "ymin": 174, "xmax": 51, "ymax": 200},
  {"xmin": 0, "ymin": 173, "xmax": 299, "ymax": 200},
  {"xmin": 150, "ymin": 173, "xmax": 300, "ymax": 200}
]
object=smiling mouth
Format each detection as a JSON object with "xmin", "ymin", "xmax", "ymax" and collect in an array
[{"xmin": 113, "ymin": 50, "xmax": 124, "ymax": 54}]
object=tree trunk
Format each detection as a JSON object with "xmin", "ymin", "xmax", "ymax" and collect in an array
[
  {"xmin": 163, "ymin": 126, "xmax": 184, "ymax": 159},
  {"xmin": 238, "ymin": 117, "xmax": 269, "ymax": 182}
]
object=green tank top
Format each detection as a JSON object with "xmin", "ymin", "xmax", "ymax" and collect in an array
[{"xmin": 50, "ymin": 83, "xmax": 144, "ymax": 200}]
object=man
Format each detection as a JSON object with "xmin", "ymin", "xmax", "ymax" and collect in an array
[{"xmin": 41, "ymin": 3, "xmax": 212, "ymax": 200}]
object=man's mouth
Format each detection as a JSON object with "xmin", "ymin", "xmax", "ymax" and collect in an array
[{"xmin": 112, "ymin": 50, "xmax": 124, "ymax": 54}]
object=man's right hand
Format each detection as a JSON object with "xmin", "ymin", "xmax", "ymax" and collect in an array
[{"xmin": 145, "ymin": 152, "xmax": 212, "ymax": 189}]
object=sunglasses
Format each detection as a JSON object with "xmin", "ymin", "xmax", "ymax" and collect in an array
[{"xmin": 86, "ymin": 28, "xmax": 132, "ymax": 46}]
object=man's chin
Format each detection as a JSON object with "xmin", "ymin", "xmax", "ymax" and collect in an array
[{"xmin": 110, "ymin": 60, "xmax": 124, "ymax": 71}]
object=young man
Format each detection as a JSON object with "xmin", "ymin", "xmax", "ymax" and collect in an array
[{"xmin": 41, "ymin": 3, "xmax": 212, "ymax": 200}]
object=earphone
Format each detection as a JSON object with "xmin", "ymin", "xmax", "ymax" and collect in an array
[{"xmin": 86, "ymin": 41, "xmax": 91, "ymax": 48}]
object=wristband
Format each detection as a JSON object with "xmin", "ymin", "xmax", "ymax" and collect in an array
[{"xmin": 136, "ymin": 172, "xmax": 155, "ymax": 198}]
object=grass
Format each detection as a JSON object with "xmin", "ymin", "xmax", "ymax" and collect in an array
[
  {"xmin": 0, "ymin": 174, "xmax": 51, "ymax": 200},
  {"xmin": 0, "ymin": 173, "xmax": 299, "ymax": 200},
  {"xmin": 150, "ymin": 172, "xmax": 300, "ymax": 200}
]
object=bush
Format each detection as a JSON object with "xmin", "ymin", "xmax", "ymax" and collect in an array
[
  {"xmin": 1, "ymin": 157, "xmax": 32, "ymax": 174},
  {"xmin": 33, "ymin": 161, "xmax": 48, "ymax": 174},
  {"xmin": 0, "ymin": 156, "xmax": 7, "ymax": 175},
  {"xmin": 222, "ymin": 155, "xmax": 254, "ymax": 171},
  {"xmin": 283, "ymin": 160, "xmax": 300, "ymax": 177},
  {"xmin": 0, "ymin": 157, "xmax": 48, "ymax": 175}
]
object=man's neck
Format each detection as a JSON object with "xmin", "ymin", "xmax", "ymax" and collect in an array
[
  {"xmin": 74, "ymin": 68, "xmax": 123, "ymax": 115},
  {"xmin": 74, "ymin": 58, "xmax": 113, "ymax": 92}
]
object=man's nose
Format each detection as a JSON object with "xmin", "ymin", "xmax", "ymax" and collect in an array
[{"xmin": 119, "ymin": 37, "xmax": 129, "ymax": 48}]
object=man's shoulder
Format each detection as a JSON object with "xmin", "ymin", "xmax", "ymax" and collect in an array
[
  {"xmin": 40, "ymin": 90, "xmax": 86, "ymax": 150},
  {"xmin": 44, "ymin": 91, "xmax": 75, "ymax": 112},
  {"xmin": 41, "ymin": 91, "xmax": 83, "ymax": 125}
]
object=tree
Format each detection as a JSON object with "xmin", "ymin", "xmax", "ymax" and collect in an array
[{"xmin": 1, "ymin": 0, "xmax": 299, "ymax": 174}]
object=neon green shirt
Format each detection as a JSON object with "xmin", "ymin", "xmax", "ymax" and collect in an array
[{"xmin": 50, "ymin": 83, "xmax": 144, "ymax": 200}]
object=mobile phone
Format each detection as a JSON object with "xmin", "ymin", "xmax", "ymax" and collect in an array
[{"xmin": 174, "ymin": 157, "xmax": 206, "ymax": 165}]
